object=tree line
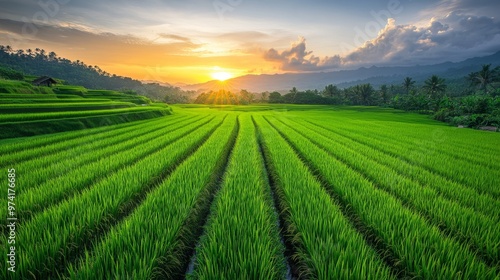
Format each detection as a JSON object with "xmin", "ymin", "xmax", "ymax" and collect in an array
[
  {"xmin": 0, "ymin": 45, "xmax": 194, "ymax": 103},
  {"xmin": 1, "ymin": 45, "xmax": 498, "ymax": 128},
  {"xmin": 195, "ymin": 65, "xmax": 499, "ymax": 128}
]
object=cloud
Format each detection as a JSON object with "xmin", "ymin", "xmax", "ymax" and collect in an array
[
  {"xmin": 264, "ymin": 12, "xmax": 500, "ymax": 71},
  {"xmin": 263, "ymin": 37, "xmax": 342, "ymax": 71},
  {"xmin": 345, "ymin": 12, "xmax": 500, "ymax": 65},
  {"xmin": 157, "ymin": 33, "xmax": 194, "ymax": 43},
  {"xmin": 0, "ymin": 18, "xmax": 202, "ymax": 65},
  {"xmin": 0, "ymin": 18, "xmax": 274, "ymax": 83},
  {"xmin": 423, "ymin": 0, "xmax": 500, "ymax": 19}
]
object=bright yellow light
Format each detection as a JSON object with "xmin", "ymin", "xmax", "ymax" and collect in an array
[
  {"xmin": 211, "ymin": 71, "xmax": 232, "ymax": 81},
  {"xmin": 211, "ymin": 67, "xmax": 232, "ymax": 81}
]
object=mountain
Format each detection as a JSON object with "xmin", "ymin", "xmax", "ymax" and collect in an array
[{"xmin": 182, "ymin": 51, "xmax": 500, "ymax": 92}]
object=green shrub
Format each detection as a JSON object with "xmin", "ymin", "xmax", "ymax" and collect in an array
[
  {"xmin": 0, "ymin": 66, "xmax": 24, "ymax": 80},
  {"xmin": 433, "ymin": 108, "xmax": 453, "ymax": 122}
]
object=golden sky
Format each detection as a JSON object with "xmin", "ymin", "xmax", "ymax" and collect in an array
[{"xmin": 1, "ymin": 0, "xmax": 499, "ymax": 84}]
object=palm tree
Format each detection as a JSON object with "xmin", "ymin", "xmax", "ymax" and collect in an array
[
  {"xmin": 289, "ymin": 87, "xmax": 298, "ymax": 102},
  {"xmin": 361, "ymin": 84, "xmax": 374, "ymax": 105},
  {"xmin": 48, "ymin": 51, "xmax": 58, "ymax": 61},
  {"xmin": 402, "ymin": 77, "xmax": 415, "ymax": 94},
  {"xmin": 353, "ymin": 83, "xmax": 374, "ymax": 105},
  {"xmin": 467, "ymin": 64, "xmax": 499, "ymax": 94},
  {"xmin": 323, "ymin": 84, "xmax": 341, "ymax": 98},
  {"xmin": 260, "ymin": 92, "xmax": 268, "ymax": 102},
  {"xmin": 380, "ymin": 84, "xmax": 389, "ymax": 103},
  {"xmin": 423, "ymin": 75, "xmax": 446, "ymax": 99},
  {"xmin": 39, "ymin": 49, "xmax": 46, "ymax": 59}
]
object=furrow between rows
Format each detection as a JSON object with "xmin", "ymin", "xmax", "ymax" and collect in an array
[
  {"xmin": 0, "ymin": 115, "xmax": 226, "ymax": 279},
  {"xmin": 66, "ymin": 114, "xmax": 238, "ymax": 279},
  {"xmin": 268, "ymin": 116, "xmax": 497, "ymax": 279}
]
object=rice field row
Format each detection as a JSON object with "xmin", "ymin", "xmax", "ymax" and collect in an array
[
  {"xmin": 0, "ymin": 106, "xmax": 167, "ymax": 122},
  {"xmin": 0, "ymin": 102, "xmax": 136, "ymax": 113},
  {"xmin": 0, "ymin": 98, "xmax": 118, "ymax": 104},
  {"xmin": 1, "ymin": 106, "xmax": 499, "ymax": 279},
  {"xmin": 187, "ymin": 114, "xmax": 287, "ymax": 279}
]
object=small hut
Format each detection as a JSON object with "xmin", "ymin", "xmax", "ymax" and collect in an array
[{"xmin": 32, "ymin": 76, "xmax": 57, "ymax": 87}]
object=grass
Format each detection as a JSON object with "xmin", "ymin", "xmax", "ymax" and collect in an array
[
  {"xmin": 188, "ymin": 114, "xmax": 287, "ymax": 279},
  {"xmin": 0, "ymin": 101, "xmax": 136, "ymax": 112},
  {"xmin": 306, "ymin": 118, "xmax": 500, "ymax": 196},
  {"xmin": 0, "ymin": 116, "xmax": 179, "ymax": 164},
  {"xmin": 0, "ymin": 88, "xmax": 168, "ymax": 138},
  {"xmin": 280, "ymin": 116, "xmax": 500, "ymax": 220},
  {"xmin": 268, "ymin": 115, "xmax": 500, "ymax": 268},
  {"xmin": 254, "ymin": 115, "xmax": 395, "ymax": 279},
  {"xmin": 262, "ymin": 114, "xmax": 497, "ymax": 279},
  {"xmin": 3, "ymin": 114, "xmax": 224, "ymax": 279},
  {"xmin": 0, "ymin": 79, "xmax": 53, "ymax": 94},
  {"xmin": 0, "ymin": 115, "xmax": 206, "ymax": 229},
  {"xmin": 1, "ymin": 104, "xmax": 499, "ymax": 279},
  {"xmin": 68, "ymin": 114, "xmax": 237, "ymax": 279},
  {"xmin": 0, "ymin": 107, "xmax": 172, "ymax": 139}
]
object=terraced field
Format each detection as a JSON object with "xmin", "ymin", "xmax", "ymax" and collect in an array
[
  {"xmin": 0, "ymin": 92, "xmax": 171, "ymax": 139},
  {"xmin": 1, "ymin": 105, "xmax": 499, "ymax": 279}
]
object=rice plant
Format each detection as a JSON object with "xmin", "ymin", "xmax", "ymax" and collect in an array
[
  {"xmin": 264, "ymin": 115, "xmax": 497, "ymax": 279},
  {"xmin": 252, "ymin": 115, "xmax": 394, "ymax": 280},
  {"xmin": 189, "ymin": 114, "xmax": 287, "ymax": 279},
  {"xmin": 67, "ymin": 115, "xmax": 238, "ymax": 279}
]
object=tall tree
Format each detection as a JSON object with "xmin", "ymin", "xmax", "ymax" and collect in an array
[
  {"xmin": 423, "ymin": 75, "xmax": 446, "ymax": 98},
  {"xmin": 239, "ymin": 89, "xmax": 254, "ymax": 104},
  {"xmin": 467, "ymin": 64, "xmax": 499, "ymax": 94},
  {"xmin": 289, "ymin": 87, "xmax": 298, "ymax": 102},
  {"xmin": 380, "ymin": 84, "xmax": 390, "ymax": 104},
  {"xmin": 260, "ymin": 92, "xmax": 268, "ymax": 102},
  {"xmin": 268, "ymin": 91, "xmax": 283, "ymax": 103},
  {"xmin": 48, "ymin": 51, "xmax": 58, "ymax": 61},
  {"xmin": 402, "ymin": 77, "xmax": 415, "ymax": 94},
  {"xmin": 323, "ymin": 84, "xmax": 341, "ymax": 98},
  {"xmin": 353, "ymin": 83, "xmax": 375, "ymax": 105}
]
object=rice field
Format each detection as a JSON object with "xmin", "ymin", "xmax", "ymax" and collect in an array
[
  {"xmin": 0, "ymin": 93, "xmax": 171, "ymax": 139},
  {"xmin": 1, "ymin": 105, "xmax": 499, "ymax": 279}
]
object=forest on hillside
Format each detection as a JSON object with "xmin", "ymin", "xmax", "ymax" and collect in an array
[
  {"xmin": 0, "ymin": 45, "xmax": 195, "ymax": 103},
  {"xmin": 193, "ymin": 67, "xmax": 500, "ymax": 129},
  {"xmin": 1, "ymin": 45, "xmax": 499, "ymax": 129}
]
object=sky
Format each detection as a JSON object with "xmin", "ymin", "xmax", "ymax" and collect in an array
[{"xmin": 0, "ymin": 0, "xmax": 499, "ymax": 84}]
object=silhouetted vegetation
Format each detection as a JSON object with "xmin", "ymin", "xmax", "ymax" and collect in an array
[
  {"xmin": 194, "ymin": 89, "xmax": 256, "ymax": 105},
  {"xmin": 254, "ymin": 65, "xmax": 499, "ymax": 128},
  {"xmin": 2, "ymin": 45, "xmax": 498, "ymax": 129},
  {"xmin": 0, "ymin": 45, "xmax": 194, "ymax": 103}
]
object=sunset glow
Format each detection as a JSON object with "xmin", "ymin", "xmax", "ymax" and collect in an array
[
  {"xmin": 211, "ymin": 71, "xmax": 233, "ymax": 82},
  {"xmin": 1, "ymin": 1, "xmax": 499, "ymax": 85}
]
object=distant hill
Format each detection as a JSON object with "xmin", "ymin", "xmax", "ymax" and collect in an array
[
  {"xmin": 0, "ymin": 46, "xmax": 194, "ymax": 103},
  {"xmin": 183, "ymin": 51, "xmax": 500, "ymax": 92}
]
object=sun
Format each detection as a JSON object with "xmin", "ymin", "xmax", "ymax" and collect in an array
[
  {"xmin": 211, "ymin": 71, "xmax": 232, "ymax": 81},
  {"xmin": 211, "ymin": 67, "xmax": 233, "ymax": 81}
]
